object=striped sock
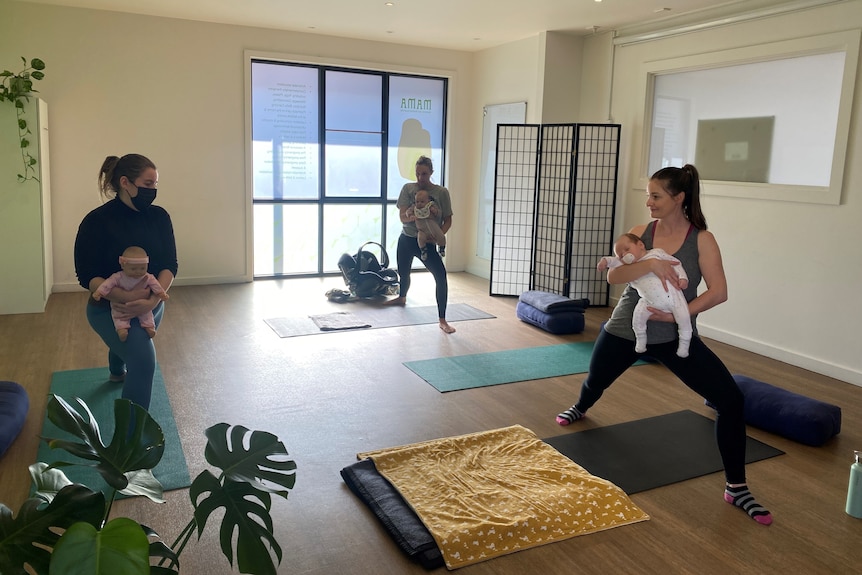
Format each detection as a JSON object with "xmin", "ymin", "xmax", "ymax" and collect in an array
[
  {"xmin": 555, "ymin": 405, "xmax": 585, "ymax": 426},
  {"xmin": 724, "ymin": 484, "xmax": 773, "ymax": 525}
]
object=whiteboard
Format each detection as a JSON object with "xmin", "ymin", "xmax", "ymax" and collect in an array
[{"xmin": 476, "ymin": 102, "xmax": 526, "ymax": 260}]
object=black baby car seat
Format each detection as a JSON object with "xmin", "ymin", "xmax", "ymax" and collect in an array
[{"xmin": 337, "ymin": 241, "xmax": 400, "ymax": 298}]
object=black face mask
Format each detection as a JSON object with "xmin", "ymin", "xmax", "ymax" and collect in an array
[{"xmin": 131, "ymin": 186, "xmax": 157, "ymax": 211}]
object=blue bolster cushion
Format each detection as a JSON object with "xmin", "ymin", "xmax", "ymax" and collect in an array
[
  {"xmin": 0, "ymin": 381, "xmax": 29, "ymax": 458},
  {"xmin": 516, "ymin": 300, "xmax": 585, "ymax": 334},
  {"xmin": 707, "ymin": 374, "xmax": 841, "ymax": 447}
]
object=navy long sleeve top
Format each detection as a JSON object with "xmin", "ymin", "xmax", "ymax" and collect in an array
[{"xmin": 74, "ymin": 198, "xmax": 178, "ymax": 292}]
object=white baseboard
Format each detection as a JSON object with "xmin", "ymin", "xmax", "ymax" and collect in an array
[{"xmin": 697, "ymin": 325, "xmax": 861, "ymax": 387}]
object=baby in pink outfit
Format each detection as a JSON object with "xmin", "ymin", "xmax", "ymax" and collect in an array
[
  {"xmin": 94, "ymin": 245, "xmax": 169, "ymax": 342},
  {"xmin": 598, "ymin": 233, "xmax": 692, "ymax": 357}
]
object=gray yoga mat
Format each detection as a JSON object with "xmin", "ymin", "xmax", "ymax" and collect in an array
[
  {"xmin": 265, "ymin": 303, "xmax": 495, "ymax": 337},
  {"xmin": 544, "ymin": 410, "xmax": 785, "ymax": 494}
]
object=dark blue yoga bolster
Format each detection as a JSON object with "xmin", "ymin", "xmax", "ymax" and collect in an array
[
  {"xmin": 707, "ymin": 374, "xmax": 841, "ymax": 447},
  {"xmin": 0, "ymin": 381, "xmax": 29, "ymax": 458},
  {"xmin": 516, "ymin": 300, "xmax": 585, "ymax": 334}
]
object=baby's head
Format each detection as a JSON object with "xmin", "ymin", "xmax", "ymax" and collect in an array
[
  {"xmin": 614, "ymin": 233, "xmax": 646, "ymax": 264},
  {"xmin": 414, "ymin": 189, "xmax": 430, "ymax": 209},
  {"xmin": 119, "ymin": 245, "xmax": 149, "ymax": 278}
]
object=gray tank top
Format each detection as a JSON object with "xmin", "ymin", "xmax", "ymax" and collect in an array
[{"xmin": 604, "ymin": 221, "xmax": 701, "ymax": 344}]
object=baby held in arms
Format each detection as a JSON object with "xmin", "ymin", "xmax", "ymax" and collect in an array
[
  {"xmin": 94, "ymin": 245, "xmax": 169, "ymax": 342},
  {"xmin": 409, "ymin": 189, "xmax": 447, "ymax": 261},
  {"xmin": 598, "ymin": 233, "xmax": 692, "ymax": 357}
]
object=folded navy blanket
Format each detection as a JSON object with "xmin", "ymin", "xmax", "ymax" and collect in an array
[
  {"xmin": 518, "ymin": 290, "xmax": 588, "ymax": 313},
  {"xmin": 341, "ymin": 458, "xmax": 444, "ymax": 569}
]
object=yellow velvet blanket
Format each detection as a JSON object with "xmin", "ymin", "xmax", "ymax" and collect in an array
[{"xmin": 358, "ymin": 425, "xmax": 649, "ymax": 569}]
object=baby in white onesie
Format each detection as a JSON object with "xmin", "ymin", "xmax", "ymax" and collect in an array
[
  {"xmin": 598, "ymin": 233, "xmax": 692, "ymax": 358},
  {"xmin": 410, "ymin": 188, "xmax": 446, "ymax": 261}
]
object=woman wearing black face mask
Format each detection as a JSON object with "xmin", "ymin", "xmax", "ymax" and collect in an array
[{"xmin": 74, "ymin": 153, "xmax": 178, "ymax": 411}]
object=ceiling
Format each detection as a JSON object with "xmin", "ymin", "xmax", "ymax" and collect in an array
[{"xmin": 14, "ymin": 0, "xmax": 812, "ymax": 51}]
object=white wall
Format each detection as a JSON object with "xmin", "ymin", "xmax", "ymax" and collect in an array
[
  {"xmin": 582, "ymin": 1, "xmax": 862, "ymax": 386},
  {"xmin": 0, "ymin": 0, "xmax": 475, "ymax": 289},
  {"xmin": 465, "ymin": 35, "xmax": 543, "ymax": 278},
  {"xmin": 538, "ymin": 31, "xmax": 583, "ymax": 124}
]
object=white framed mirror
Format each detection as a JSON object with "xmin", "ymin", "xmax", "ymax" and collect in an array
[{"xmin": 637, "ymin": 29, "xmax": 860, "ymax": 205}]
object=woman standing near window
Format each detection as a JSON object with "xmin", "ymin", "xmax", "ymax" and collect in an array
[{"xmin": 387, "ymin": 155, "xmax": 455, "ymax": 334}]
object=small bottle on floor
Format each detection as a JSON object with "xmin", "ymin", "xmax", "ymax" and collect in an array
[{"xmin": 846, "ymin": 450, "xmax": 862, "ymax": 518}]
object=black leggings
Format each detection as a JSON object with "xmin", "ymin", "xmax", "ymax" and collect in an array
[
  {"xmin": 396, "ymin": 233, "xmax": 448, "ymax": 318},
  {"xmin": 575, "ymin": 328, "xmax": 747, "ymax": 483}
]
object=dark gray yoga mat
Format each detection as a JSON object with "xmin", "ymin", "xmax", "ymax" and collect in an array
[
  {"xmin": 544, "ymin": 410, "xmax": 784, "ymax": 494},
  {"xmin": 265, "ymin": 303, "xmax": 495, "ymax": 337}
]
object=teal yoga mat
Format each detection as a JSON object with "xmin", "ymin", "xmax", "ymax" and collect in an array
[
  {"xmin": 36, "ymin": 366, "xmax": 191, "ymax": 495},
  {"xmin": 404, "ymin": 341, "xmax": 647, "ymax": 392}
]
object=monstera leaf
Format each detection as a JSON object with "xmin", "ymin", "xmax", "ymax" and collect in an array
[
  {"xmin": 191, "ymin": 472, "xmax": 281, "ymax": 575},
  {"xmin": 187, "ymin": 424, "xmax": 297, "ymax": 575},
  {"xmin": 49, "ymin": 517, "xmax": 150, "ymax": 575},
  {"xmin": 203, "ymin": 423, "xmax": 297, "ymax": 495},
  {"xmin": 28, "ymin": 462, "xmax": 73, "ymax": 504},
  {"xmin": 0, "ymin": 484, "xmax": 104, "ymax": 575},
  {"xmin": 41, "ymin": 395, "xmax": 165, "ymax": 498},
  {"xmin": 141, "ymin": 523, "xmax": 180, "ymax": 575}
]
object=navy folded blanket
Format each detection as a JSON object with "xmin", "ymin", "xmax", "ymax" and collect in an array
[
  {"xmin": 519, "ymin": 290, "xmax": 588, "ymax": 313},
  {"xmin": 706, "ymin": 374, "xmax": 841, "ymax": 447},
  {"xmin": 341, "ymin": 458, "xmax": 444, "ymax": 569}
]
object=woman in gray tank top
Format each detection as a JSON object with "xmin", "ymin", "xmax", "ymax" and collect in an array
[{"xmin": 556, "ymin": 164, "xmax": 772, "ymax": 526}]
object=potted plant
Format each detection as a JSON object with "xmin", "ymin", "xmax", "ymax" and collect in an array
[
  {"xmin": 0, "ymin": 395, "xmax": 297, "ymax": 575},
  {"xmin": 0, "ymin": 57, "xmax": 47, "ymax": 183}
]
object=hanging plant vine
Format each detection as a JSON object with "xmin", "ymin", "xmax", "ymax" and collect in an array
[{"xmin": 0, "ymin": 57, "xmax": 47, "ymax": 183}]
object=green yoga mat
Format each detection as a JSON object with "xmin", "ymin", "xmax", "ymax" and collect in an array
[
  {"xmin": 404, "ymin": 341, "xmax": 648, "ymax": 392},
  {"xmin": 36, "ymin": 366, "xmax": 191, "ymax": 495}
]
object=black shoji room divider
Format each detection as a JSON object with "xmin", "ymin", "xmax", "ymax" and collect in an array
[{"xmin": 489, "ymin": 123, "xmax": 621, "ymax": 305}]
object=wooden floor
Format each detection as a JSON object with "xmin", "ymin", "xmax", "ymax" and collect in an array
[{"xmin": 1, "ymin": 272, "xmax": 861, "ymax": 574}]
